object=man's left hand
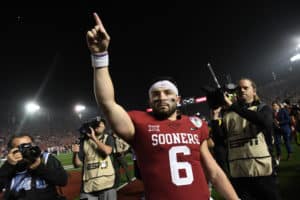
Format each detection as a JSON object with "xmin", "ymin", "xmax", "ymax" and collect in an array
[
  {"xmin": 29, "ymin": 157, "xmax": 41, "ymax": 170},
  {"xmin": 224, "ymin": 92, "xmax": 233, "ymax": 106},
  {"xmin": 87, "ymin": 127, "xmax": 97, "ymax": 142}
]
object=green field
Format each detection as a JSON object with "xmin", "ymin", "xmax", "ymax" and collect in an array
[
  {"xmin": 211, "ymin": 142, "xmax": 300, "ymax": 200},
  {"xmin": 275, "ymin": 142, "xmax": 300, "ymax": 200},
  {"xmin": 55, "ymin": 152, "xmax": 74, "ymax": 166}
]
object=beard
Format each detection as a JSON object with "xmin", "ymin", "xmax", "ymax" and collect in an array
[{"xmin": 151, "ymin": 100, "xmax": 177, "ymax": 120}]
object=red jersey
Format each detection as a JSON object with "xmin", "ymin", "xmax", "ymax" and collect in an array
[{"xmin": 128, "ymin": 111, "xmax": 210, "ymax": 200}]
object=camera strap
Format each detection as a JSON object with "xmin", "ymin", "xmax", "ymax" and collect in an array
[{"xmin": 41, "ymin": 152, "xmax": 50, "ymax": 165}]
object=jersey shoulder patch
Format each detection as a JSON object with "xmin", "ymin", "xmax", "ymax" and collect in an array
[{"xmin": 189, "ymin": 116, "xmax": 203, "ymax": 128}]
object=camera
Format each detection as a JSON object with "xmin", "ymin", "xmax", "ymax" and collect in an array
[
  {"xmin": 224, "ymin": 83, "xmax": 237, "ymax": 101},
  {"xmin": 18, "ymin": 143, "xmax": 41, "ymax": 164},
  {"xmin": 78, "ymin": 116, "xmax": 104, "ymax": 139},
  {"xmin": 201, "ymin": 83, "xmax": 237, "ymax": 109}
]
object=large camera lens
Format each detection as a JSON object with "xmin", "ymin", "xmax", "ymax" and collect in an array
[
  {"xmin": 78, "ymin": 116, "xmax": 103, "ymax": 139},
  {"xmin": 18, "ymin": 143, "xmax": 41, "ymax": 164}
]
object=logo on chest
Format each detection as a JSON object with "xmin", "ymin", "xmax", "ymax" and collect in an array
[
  {"xmin": 148, "ymin": 124, "xmax": 160, "ymax": 132},
  {"xmin": 189, "ymin": 116, "xmax": 203, "ymax": 128}
]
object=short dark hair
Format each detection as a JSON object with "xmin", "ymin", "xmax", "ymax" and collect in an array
[
  {"xmin": 98, "ymin": 118, "xmax": 106, "ymax": 127},
  {"xmin": 7, "ymin": 133, "xmax": 34, "ymax": 150},
  {"xmin": 101, "ymin": 118, "xmax": 106, "ymax": 124}
]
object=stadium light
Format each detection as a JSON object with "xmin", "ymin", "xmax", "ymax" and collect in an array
[
  {"xmin": 74, "ymin": 104, "xmax": 86, "ymax": 113},
  {"xmin": 74, "ymin": 104, "xmax": 86, "ymax": 119},
  {"xmin": 290, "ymin": 53, "xmax": 300, "ymax": 62},
  {"xmin": 297, "ymin": 43, "xmax": 300, "ymax": 50},
  {"xmin": 25, "ymin": 102, "xmax": 40, "ymax": 114}
]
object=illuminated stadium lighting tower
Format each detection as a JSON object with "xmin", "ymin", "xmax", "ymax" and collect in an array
[
  {"xmin": 25, "ymin": 102, "xmax": 40, "ymax": 114},
  {"xmin": 290, "ymin": 53, "xmax": 300, "ymax": 62},
  {"xmin": 74, "ymin": 104, "xmax": 86, "ymax": 119},
  {"xmin": 290, "ymin": 43, "xmax": 300, "ymax": 62}
]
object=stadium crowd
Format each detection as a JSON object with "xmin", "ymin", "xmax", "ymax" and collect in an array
[{"xmin": 0, "ymin": 129, "xmax": 78, "ymax": 159}]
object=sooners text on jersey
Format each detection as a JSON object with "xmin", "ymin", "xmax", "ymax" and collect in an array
[{"xmin": 128, "ymin": 111, "xmax": 210, "ymax": 200}]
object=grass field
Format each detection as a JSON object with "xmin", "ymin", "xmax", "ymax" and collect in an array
[
  {"xmin": 276, "ymin": 142, "xmax": 300, "ymax": 200},
  {"xmin": 55, "ymin": 152, "xmax": 74, "ymax": 166},
  {"xmin": 211, "ymin": 142, "xmax": 300, "ymax": 200}
]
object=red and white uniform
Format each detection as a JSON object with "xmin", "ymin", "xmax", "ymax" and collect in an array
[{"xmin": 128, "ymin": 111, "xmax": 209, "ymax": 200}]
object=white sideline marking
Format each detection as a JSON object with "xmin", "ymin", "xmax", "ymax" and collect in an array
[
  {"xmin": 64, "ymin": 165, "xmax": 74, "ymax": 170},
  {"xmin": 117, "ymin": 177, "xmax": 137, "ymax": 191}
]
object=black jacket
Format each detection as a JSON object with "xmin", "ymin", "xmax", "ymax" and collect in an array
[
  {"xmin": 211, "ymin": 101, "xmax": 274, "ymax": 156},
  {"xmin": 0, "ymin": 153, "xmax": 67, "ymax": 200}
]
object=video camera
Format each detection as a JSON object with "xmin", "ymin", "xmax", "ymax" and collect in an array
[
  {"xmin": 78, "ymin": 116, "xmax": 104, "ymax": 139},
  {"xmin": 18, "ymin": 143, "xmax": 41, "ymax": 164},
  {"xmin": 201, "ymin": 63, "xmax": 237, "ymax": 109}
]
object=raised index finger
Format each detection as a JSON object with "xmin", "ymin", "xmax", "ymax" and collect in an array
[{"xmin": 93, "ymin": 12, "xmax": 106, "ymax": 31}]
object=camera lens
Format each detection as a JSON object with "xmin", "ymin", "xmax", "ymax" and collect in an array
[{"xmin": 18, "ymin": 144, "xmax": 41, "ymax": 164}]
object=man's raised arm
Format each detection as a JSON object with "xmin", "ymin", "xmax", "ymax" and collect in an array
[{"xmin": 86, "ymin": 13, "xmax": 135, "ymax": 141}]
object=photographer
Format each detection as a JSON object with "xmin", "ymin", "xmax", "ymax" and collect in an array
[
  {"xmin": 210, "ymin": 78, "xmax": 281, "ymax": 200},
  {"xmin": 72, "ymin": 117, "xmax": 117, "ymax": 200},
  {"xmin": 0, "ymin": 133, "xmax": 67, "ymax": 200}
]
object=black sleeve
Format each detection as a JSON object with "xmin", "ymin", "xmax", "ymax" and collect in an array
[
  {"xmin": 230, "ymin": 103, "xmax": 273, "ymax": 129},
  {"xmin": 106, "ymin": 134, "xmax": 115, "ymax": 148},
  {"xmin": 31, "ymin": 154, "xmax": 68, "ymax": 186},
  {"xmin": 0, "ymin": 162, "xmax": 17, "ymax": 189},
  {"xmin": 105, "ymin": 134, "xmax": 115, "ymax": 156},
  {"xmin": 78, "ymin": 139, "xmax": 85, "ymax": 162}
]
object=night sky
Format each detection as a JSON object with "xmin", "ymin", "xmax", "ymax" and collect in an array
[{"xmin": 1, "ymin": 1, "xmax": 300, "ymax": 113}]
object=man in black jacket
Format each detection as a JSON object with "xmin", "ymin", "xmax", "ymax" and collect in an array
[
  {"xmin": 0, "ymin": 133, "xmax": 68, "ymax": 200},
  {"xmin": 211, "ymin": 78, "xmax": 281, "ymax": 200}
]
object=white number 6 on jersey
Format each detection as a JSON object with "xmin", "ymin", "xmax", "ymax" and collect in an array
[{"xmin": 169, "ymin": 146, "xmax": 194, "ymax": 186}]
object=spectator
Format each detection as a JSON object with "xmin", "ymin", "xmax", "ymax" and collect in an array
[
  {"xmin": 272, "ymin": 101, "xmax": 292, "ymax": 162},
  {"xmin": 0, "ymin": 133, "xmax": 67, "ymax": 200}
]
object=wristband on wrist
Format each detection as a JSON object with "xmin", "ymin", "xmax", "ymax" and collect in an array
[{"xmin": 91, "ymin": 52, "xmax": 109, "ymax": 68}]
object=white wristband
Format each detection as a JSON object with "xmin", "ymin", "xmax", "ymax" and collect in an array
[{"xmin": 91, "ymin": 52, "xmax": 109, "ymax": 68}]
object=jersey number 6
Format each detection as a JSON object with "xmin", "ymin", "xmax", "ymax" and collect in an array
[{"xmin": 169, "ymin": 146, "xmax": 194, "ymax": 186}]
